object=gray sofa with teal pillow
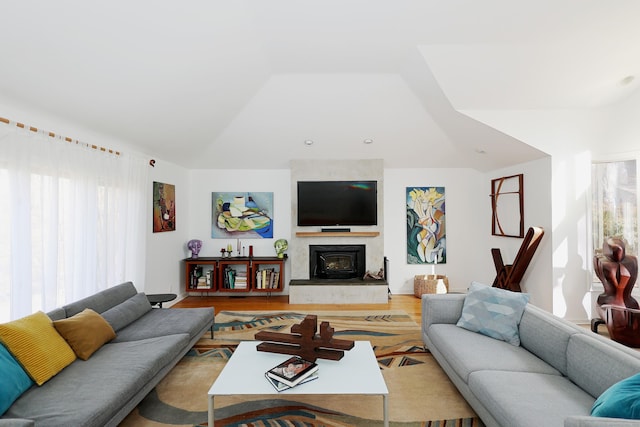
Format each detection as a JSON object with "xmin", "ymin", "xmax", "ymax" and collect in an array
[
  {"xmin": 0, "ymin": 281, "xmax": 213, "ymax": 427},
  {"xmin": 422, "ymin": 282, "xmax": 640, "ymax": 427}
]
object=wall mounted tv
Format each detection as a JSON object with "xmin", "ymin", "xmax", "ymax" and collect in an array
[{"xmin": 297, "ymin": 180, "xmax": 378, "ymax": 226}]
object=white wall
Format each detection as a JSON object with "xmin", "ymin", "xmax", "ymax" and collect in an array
[
  {"xmin": 462, "ymin": 107, "xmax": 625, "ymax": 322},
  {"xmin": 8, "ymin": 91, "xmax": 632, "ymax": 322},
  {"xmin": 186, "ymin": 169, "xmax": 292, "ymax": 294},
  {"xmin": 179, "ymin": 162, "xmax": 553, "ymax": 302},
  {"xmin": 145, "ymin": 159, "xmax": 190, "ymax": 296},
  {"xmin": 383, "ymin": 168, "xmax": 488, "ymax": 294},
  {"xmin": 0, "ymin": 98, "xmax": 137, "ymax": 161},
  {"xmin": 485, "ymin": 157, "xmax": 553, "ymax": 310}
]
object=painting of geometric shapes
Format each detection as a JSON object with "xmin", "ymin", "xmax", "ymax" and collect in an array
[
  {"xmin": 212, "ymin": 192, "xmax": 273, "ymax": 238},
  {"xmin": 153, "ymin": 181, "xmax": 176, "ymax": 232},
  {"xmin": 406, "ymin": 187, "xmax": 446, "ymax": 264}
]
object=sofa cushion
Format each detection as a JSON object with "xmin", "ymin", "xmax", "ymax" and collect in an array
[
  {"xmin": 591, "ymin": 372, "xmax": 640, "ymax": 419},
  {"xmin": 100, "ymin": 292, "xmax": 152, "ymax": 332},
  {"xmin": 518, "ymin": 303, "xmax": 581, "ymax": 376},
  {"xmin": 53, "ymin": 309, "xmax": 116, "ymax": 360},
  {"xmin": 421, "ymin": 293, "xmax": 466, "ymax": 330},
  {"xmin": 0, "ymin": 344, "xmax": 33, "ymax": 416},
  {"xmin": 456, "ymin": 282, "xmax": 530, "ymax": 345},
  {"xmin": 4, "ymin": 334, "xmax": 190, "ymax": 427},
  {"xmin": 46, "ymin": 308, "xmax": 67, "ymax": 321},
  {"xmin": 62, "ymin": 282, "xmax": 138, "ymax": 317},
  {"xmin": 427, "ymin": 323, "xmax": 560, "ymax": 383},
  {"xmin": 0, "ymin": 419, "xmax": 35, "ymax": 426},
  {"xmin": 567, "ymin": 333, "xmax": 640, "ymax": 398},
  {"xmin": 469, "ymin": 370, "xmax": 594, "ymax": 427},
  {"xmin": 111, "ymin": 307, "xmax": 213, "ymax": 342},
  {"xmin": 0, "ymin": 311, "xmax": 76, "ymax": 385}
]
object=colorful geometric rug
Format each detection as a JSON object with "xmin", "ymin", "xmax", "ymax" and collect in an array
[{"xmin": 119, "ymin": 310, "xmax": 482, "ymax": 426}]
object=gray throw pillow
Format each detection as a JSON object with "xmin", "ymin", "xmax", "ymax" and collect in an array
[
  {"xmin": 456, "ymin": 281, "xmax": 530, "ymax": 346},
  {"xmin": 100, "ymin": 293, "xmax": 152, "ymax": 332}
]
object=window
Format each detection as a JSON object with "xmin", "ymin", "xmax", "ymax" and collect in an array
[
  {"xmin": 0, "ymin": 126, "xmax": 147, "ymax": 321},
  {"xmin": 591, "ymin": 159, "xmax": 638, "ymax": 260}
]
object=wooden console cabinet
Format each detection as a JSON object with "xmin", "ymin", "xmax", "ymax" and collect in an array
[{"xmin": 183, "ymin": 257, "xmax": 285, "ymax": 294}]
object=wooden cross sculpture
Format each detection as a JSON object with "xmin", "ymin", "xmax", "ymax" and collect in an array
[{"xmin": 254, "ymin": 315, "xmax": 354, "ymax": 362}]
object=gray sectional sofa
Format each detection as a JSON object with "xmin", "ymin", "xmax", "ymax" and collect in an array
[
  {"xmin": 422, "ymin": 292, "xmax": 640, "ymax": 427},
  {"xmin": 1, "ymin": 282, "xmax": 214, "ymax": 427}
]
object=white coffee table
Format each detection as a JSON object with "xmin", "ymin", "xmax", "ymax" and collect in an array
[{"xmin": 208, "ymin": 340, "xmax": 389, "ymax": 426}]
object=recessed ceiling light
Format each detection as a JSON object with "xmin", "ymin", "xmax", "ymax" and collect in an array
[
  {"xmin": 620, "ymin": 75, "xmax": 635, "ymax": 86},
  {"xmin": 363, "ymin": 139, "xmax": 373, "ymax": 144},
  {"xmin": 304, "ymin": 140, "xmax": 314, "ymax": 146}
]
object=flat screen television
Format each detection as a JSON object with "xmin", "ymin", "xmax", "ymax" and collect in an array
[{"xmin": 297, "ymin": 180, "xmax": 378, "ymax": 226}]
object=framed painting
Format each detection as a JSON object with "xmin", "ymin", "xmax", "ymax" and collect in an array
[
  {"xmin": 153, "ymin": 181, "xmax": 176, "ymax": 232},
  {"xmin": 406, "ymin": 187, "xmax": 446, "ymax": 264},
  {"xmin": 491, "ymin": 174, "xmax": 524, "ymax": 238},
  {"xmin": 212, "ymin": 192, "xmax": 273, "ymax": 238}
]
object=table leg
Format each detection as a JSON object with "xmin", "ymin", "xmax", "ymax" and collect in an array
[
  {"xmin": 383, "ymin": 394, "xmax": 389, "ymax": 427},
  {"xmin": 208, "ymin": 395, "xmax": 214, "ymax": 426}
]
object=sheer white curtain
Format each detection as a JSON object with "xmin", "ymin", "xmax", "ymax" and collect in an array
[
  {"xmin": 591, "ymin": 159, "xmax": 638, "ymax": 259},
  {"xmin": 0, "ymin": 124, "xmax": 148, "ymax": 322}
]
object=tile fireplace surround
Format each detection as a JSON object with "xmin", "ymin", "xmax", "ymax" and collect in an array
[
  {"xmin": 288, "ymin": 279, "xmax": 389, "ymax": 304},
  {"xmin": 289, "ymin": 242, "xmax": 389, "ymax": 304},
  {"xmin": 289, "ymin": 159, "xmax": 386, "ymax": 304}
]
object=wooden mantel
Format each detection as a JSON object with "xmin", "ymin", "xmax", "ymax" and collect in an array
[{"xmin": 295, "ymin": 231, "xmax": 380, "ymax": 237}]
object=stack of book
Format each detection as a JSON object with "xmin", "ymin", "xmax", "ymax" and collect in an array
[
  {"xmin": 255, "ymin": 268, "xmax": 280, "ymax": 289},
  {"xmin": 265, "ymin": 356, "xmax": 318, "ymax": 392},
  {"xmin": 234, "ymin": 270, "xmax": 248, "ymax": 289},
  {"xmin": 196, "ymin": 268, "xmax": 214, "ymax": 289},
  {"xmin": 190, "ymin": 266, "xmax": 203, "ymax": 289},
  {"xmin": 223, "ymin": 267, "xmax": 236, "ymax": 289}
]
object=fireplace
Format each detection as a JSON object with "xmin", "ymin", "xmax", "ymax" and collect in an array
[{"xmin": 309, "ymin": 245, "xmax": 366, "ymax": 280}]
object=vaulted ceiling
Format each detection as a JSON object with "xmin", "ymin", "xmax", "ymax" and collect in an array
[{"xmin": 1, "ymin": 1, "xmax": 638, "ymax": 170}]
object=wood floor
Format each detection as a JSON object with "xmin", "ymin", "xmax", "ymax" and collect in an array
[
  {"xmin": 172, "ymin": 294, "xmax": 423, "ymax": 324},
  {"xmin": 173, "ymin": 294, "xmax": 621, "ymax": 344}
]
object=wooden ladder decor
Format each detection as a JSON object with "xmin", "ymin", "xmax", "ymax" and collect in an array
[{"xmin": 255, "ymin": 315, "xmax": 354, "ymax": 362}]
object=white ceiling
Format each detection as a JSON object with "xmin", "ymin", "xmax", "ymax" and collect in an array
[{"xmin": 1, "ymin": 1, "xmax": 638, "ymax": 170}]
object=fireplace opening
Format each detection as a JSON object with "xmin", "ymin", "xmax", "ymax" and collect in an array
[{"xmin": 309, "ymin": 245, "xmax": 365, "ymax": 279}]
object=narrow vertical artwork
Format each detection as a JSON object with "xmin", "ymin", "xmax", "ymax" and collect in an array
[
  {"xmin": 153, "ymin": 181, "xmax": 176, "ymax": 232},
  {"xmin": 406, "ymin": 187, "xmax": 446, "ymax": 264}
]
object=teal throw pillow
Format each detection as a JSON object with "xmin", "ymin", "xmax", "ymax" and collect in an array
[
  {"xmin": 591, "ymin": 372, "xmax": 640, "ymax": 419},
  {"xmin": 0, "ymin": 343, "xmax": 34, "ymax": 415},
  {"xmin": 456, "ymin": 281, "xmax": 530, "ymax": 346}
]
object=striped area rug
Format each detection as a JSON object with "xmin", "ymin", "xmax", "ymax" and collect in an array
[{"xmin": 120, "ymin": 310, "xmax": 482, "ymax": 427}]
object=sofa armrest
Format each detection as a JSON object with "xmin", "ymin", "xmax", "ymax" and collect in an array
[
  {"xmin": 421, "ymin": 293, "xmax": 466, "ymax": 331},
  {"xmin": 0, "ymin": 419, "xmax": 35, "ymax": 427},
  {"xmin": 565, "ymin": 416, "xmax": 640, "ymax": 427}
]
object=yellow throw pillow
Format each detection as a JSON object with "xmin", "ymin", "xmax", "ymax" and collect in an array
[
  {"xmin": 53, "ymin": 308, "xmax": 116, "ymax": 360},
  {"xmin": 0, "ymin": 311, "xmax": 76, "ymax": 385}
]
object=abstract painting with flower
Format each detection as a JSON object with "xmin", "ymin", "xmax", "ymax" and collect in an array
[{"xmin": 406, "ymin": 187, "xmax": 446, "ymax": 264}]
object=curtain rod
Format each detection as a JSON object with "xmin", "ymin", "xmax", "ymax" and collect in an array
[{"xmin": 0, "ymin": 116, "xmax": 121, "ymax": 156}]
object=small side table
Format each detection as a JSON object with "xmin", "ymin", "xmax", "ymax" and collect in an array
[{"xmin": 147, "ymin": 293, "xmax": 177, "ymax": 308}]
